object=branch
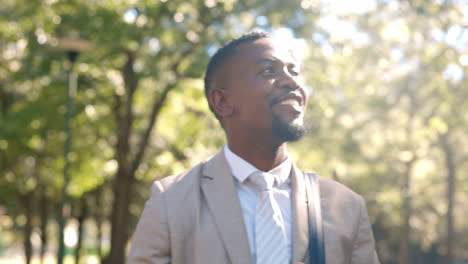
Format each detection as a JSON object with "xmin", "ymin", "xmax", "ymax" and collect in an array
[
  {"xmin": 131, "ymin": 50, "xmax": 192, "ymax": 174},
  {"xmin": 131, "ymin": 82, "xmax": 177, "ymax": 174},
  {"xmin": 122, "ymin": 50, "xmax": 138, "ymax": 145},
  {"xmin": 114, "ymin": 51, "xmax": 139, "ymax": 167},
  {"xmin": 112, "ymin": 93, "xmax": 122, "ymax": 127},
  {"xmin": 122, "ymin": 50, "xmax": 138, "ymax": 103}
]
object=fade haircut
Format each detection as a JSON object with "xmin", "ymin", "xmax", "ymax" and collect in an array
[{"xmin": 204, "ymin": 31, "xmax": 271, "ymax": 120}]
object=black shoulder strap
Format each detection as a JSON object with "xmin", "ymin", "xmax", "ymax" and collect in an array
[{"xmin": 305, "ymin": 172, "xmax": 326, "ymax": 264}]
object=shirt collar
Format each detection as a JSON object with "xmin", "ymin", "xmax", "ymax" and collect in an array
[{"xmin": 223, "ymin": 144, "xmax": 292, "ymax": 186}]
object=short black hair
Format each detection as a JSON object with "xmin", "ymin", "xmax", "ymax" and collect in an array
[{"xmin": 204, "ymin": 31, "xmax": 271, "ymax": 120}]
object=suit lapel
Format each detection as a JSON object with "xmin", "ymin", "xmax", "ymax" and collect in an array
[
  {"xmin": 291, "ymin": 165, "xmax": 310, "ymax": 263},
  {"xmin": 201, "ymin": 152, "xmax": 252, "ymax": 264}
]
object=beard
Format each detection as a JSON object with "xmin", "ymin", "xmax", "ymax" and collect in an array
[{"xmin": 271, "ymin": 113, "xmax": 305, "ymax": 142}]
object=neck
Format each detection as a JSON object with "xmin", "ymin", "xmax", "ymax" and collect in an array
[{"xmin": 227, "ymin": 138, "xmax": 289, "ymax": 172}]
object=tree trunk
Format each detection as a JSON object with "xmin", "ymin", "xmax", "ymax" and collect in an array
[
  {"xmin": 94, "ymin": 187, "xmax": 104, "ymax": 261},
  {"xmin": 105, "ymin": 51, "xmax": 137, "ymax": 264},
  {"xmin": 106, "ymin": 168, "xmax": 135, "ymax": 264},
  {"xmin": 74, "ymin": 198, "xmax": 88, "ymax": 264},
  {"xmin": 399, "ymin": 160, "xmax": 413, "ymax": 264},
  {"xmin": 398, "ymin": 80, "xmax": 418, "ymax": 264},
  {"xmin": 105, "ymin": 50, "xmax": 185, "ymax": 264},
  {"xmin": 21, "ymin": 192, "xmax": 34, "ymax": 264},
  {"xmin": 96, "ymin": 219, "xmax": 103, "ymax": 260},
  {"xmin": 39, "ymin": 191, "xmax": 48, "ymax": 264},
  {"xmin": 440, "ymin": 133, "xmax": 456, "ymax": 264}
]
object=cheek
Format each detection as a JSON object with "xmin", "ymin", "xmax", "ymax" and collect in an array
[
  {"xmin": 256, "ymin": 75, "xmax": 275, "ymax": 88},
  {"xmin": 233, "ymin": 77, "xmax": 274, "ymax": 111}
]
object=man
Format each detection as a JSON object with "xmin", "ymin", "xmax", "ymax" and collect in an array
[{"xmin": 128, "ymin": 32, "xmax": 380, "ymax": 264}]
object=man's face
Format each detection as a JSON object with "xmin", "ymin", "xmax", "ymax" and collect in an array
[{"xmin": 220, "ymin": 37, "xmax": 308, "ymax": 142}]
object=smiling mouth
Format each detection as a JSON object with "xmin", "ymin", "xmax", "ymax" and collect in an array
[
  {"xmin": 277, "ymin": 98, "xmax": 301, "ymax": 108},
  {"xmin": 272, "ymin": 94, "xmax": 304, "ymax": 112}
]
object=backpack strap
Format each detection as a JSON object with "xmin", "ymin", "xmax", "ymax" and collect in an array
[{"xmin": 304, "ymin": 172, "xmax": 326, "ymax": 264}]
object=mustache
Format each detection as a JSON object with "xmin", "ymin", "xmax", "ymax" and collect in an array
[
  {"xmin": 268, "ymin": 95, "xmax": 280, "ymax": 107},
  {"xmin": 268, "ymin": 94, "xmax": 302, "ymax": 108},
  {"xmin": 268, "ymin": 85, "xmax": 302, "ymax": 107}
]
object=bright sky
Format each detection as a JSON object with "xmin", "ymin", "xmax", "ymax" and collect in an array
[
  {"xmin": 324, "ymin": 0, "xmax": 377, "ymax": 15},
  {"xmin": 123, "ymin": 0, "xmax": 466, "ymax": 82},
  {"xmin": 272, "ymin": 27, "xmax": 309, "ymax": 60}
]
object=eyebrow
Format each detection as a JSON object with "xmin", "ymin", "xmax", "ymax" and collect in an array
[
  {"xmin": 257, "ymin": 57, "xmax": 300, "ymax": 68},
  {"xmin": 257, "ymin": 57, "xmax": 278, "ymax": 64}
]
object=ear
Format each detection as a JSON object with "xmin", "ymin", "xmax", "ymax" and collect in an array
[{"xmin": 209, "ymin": 88, "xmax": 234, "ymax": 118}]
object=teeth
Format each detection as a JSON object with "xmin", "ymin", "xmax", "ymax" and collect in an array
[{"xmin": 278, "ymin": 98, "xmax": 300, "ymax": 107}]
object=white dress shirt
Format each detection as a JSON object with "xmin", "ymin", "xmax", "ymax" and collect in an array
[{"xmin": 224, "ymin": 145, "xmax": 292, "ymax": 264}]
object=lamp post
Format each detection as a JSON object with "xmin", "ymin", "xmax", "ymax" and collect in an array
[{"xmin": 55, "ymin": 35, "xmax": 92, "ymax": 264}]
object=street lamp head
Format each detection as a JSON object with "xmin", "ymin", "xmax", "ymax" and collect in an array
[
  {"xmin": 55, "ymin": 34, "xmax": 94, "ymax": 64},
  {"xmin": 56, "ymin": 37, "xmax": 94, "ymax": 53},
  {"xmin": 57, "ymin": 37, "xmax": 93, "ymax": 53}
]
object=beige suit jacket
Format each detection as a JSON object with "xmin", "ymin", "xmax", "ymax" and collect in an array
[{"xmin": 128, "ymin": 151, "xmax": 380, "ymax": 264}]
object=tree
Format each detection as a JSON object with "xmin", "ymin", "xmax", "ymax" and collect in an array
[{"xmin": 1, "ymin": 0, "xmax": 466, "ymax": 263}]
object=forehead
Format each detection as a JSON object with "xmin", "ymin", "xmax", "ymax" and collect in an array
[{"xmin": 233, "ymin": 38, "xmax": 298, "ymax": 66}]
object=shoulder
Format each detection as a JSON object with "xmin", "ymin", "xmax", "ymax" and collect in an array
[
  {"xmin": 153, "ymin": 150, "xmax": 226, "ymax": 195},
  {"xmin": 315, "ymin": 176, "xmax": 379, "ymax": 263},
  {"xmin": 316, "ymin": 176, "xmax": 370, "ymax": 240},
  {"xmin": 318, "ymin": 176, "xmax": 360, "ymax": 198},
  {"xmin": 152, "ymin": 162, "xmax": 205, "ymax": 195},
  {"xmin": 317, "ymin": 176, "xmax": 366, "ymax": 209}
]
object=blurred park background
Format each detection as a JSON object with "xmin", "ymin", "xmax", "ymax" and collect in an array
[{"xmin": 0, "ymin": 0, "xmax": 467, "ymax": 263}]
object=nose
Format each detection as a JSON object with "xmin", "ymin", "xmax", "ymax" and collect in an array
[{"xmin": 276, "ymin": 68, "xmax": 307, "ymax": 97}]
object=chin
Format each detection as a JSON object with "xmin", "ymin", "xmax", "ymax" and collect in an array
[{"xmin": 271, "ymin": 115, "xmax": 305, "ymax": 142}]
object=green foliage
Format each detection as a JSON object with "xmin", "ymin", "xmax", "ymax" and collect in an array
[{"xmin": 0, "ymin": 0, "xmax": 466, "ymax": 263}]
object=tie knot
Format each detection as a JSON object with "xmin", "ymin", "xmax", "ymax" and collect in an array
[{"xmin": 249, "ymin": 171, "xmax": 274, "ymax": 191}]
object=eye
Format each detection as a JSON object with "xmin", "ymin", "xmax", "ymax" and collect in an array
[
  {"xmin": 261, "ymin": 66, "xmax": 275, "ymax": 75},
  {"xmin": 288, "ymin": 65, "xmax": 300, "ymax": 76}
]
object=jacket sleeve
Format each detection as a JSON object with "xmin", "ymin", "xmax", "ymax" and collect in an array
[
  {"xmin": 350, "ymin": 196, "xmax": 380, "ymax": 264},
  {"xmin": 128, "ymin": 181, "xmax": 171, "ymax": 264}
]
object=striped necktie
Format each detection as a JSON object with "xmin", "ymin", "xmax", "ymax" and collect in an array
[{"xmin": 250, "ymin": 171, "xmax": 289, "ymax": 264}]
